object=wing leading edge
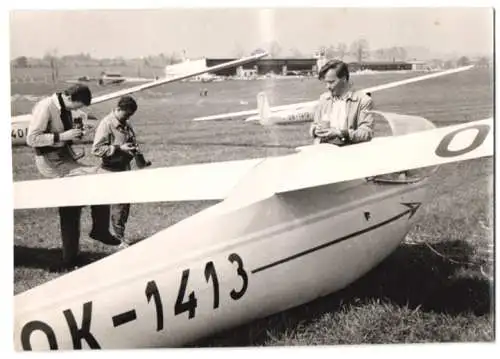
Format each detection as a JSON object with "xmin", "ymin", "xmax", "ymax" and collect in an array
[
  {"xmin": 13, "ymin": 158, "xmax": 265, "ymax": 210},
  {"xmin": 277, "ymin": 117, "xmax": 493, "ymax": 194},
  {"xmin": 13, "ymin": 117, "xmax": 492, "ymax": 210}
]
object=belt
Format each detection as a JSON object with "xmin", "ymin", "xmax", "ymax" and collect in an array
[
  {"xmin": 317, "ymin": 137, "xmax": 348, "ymax": 146},
  {"xmin": 101, "ymin": 163, "xmax": 130, "ymax": 172},
  {"xmin": 34, "ymin": 146, "xmax": 67, "ymax": 155}
]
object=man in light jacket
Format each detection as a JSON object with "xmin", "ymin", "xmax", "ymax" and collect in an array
[{"xmin": 310, "ymin": 60, "xmax": 374, "ymax": 146}]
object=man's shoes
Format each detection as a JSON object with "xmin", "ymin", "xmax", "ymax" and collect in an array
[
  {"xmin": 117, "ymin": 242, "xmax": 130, "ymax": 250},
  {"xmin": 60, "ymin": 254, "xmax": 85, "ymax": 271},
  {"xmin": 89, "ymin": 231, "xmax": 122, "ymax": 246}
]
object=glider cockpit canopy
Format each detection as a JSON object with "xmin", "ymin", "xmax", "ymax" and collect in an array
[{"xmin": 370, "ymin": 111, "xmax": 438, "ymax": 184}]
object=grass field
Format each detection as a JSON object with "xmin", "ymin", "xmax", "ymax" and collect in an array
[
  {"xmin": 11, "ymin": 67, "xmax": 494, "ymax": 346},
  {"xmin": 11, "ymin": 65, "xmax": 163, "ymax": 83}
]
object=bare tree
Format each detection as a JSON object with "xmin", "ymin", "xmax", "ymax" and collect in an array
[
  {"xmin": 336, "ymin": 43, "xmax": 347, "ymax": 60},
  {"xmin": 13, "ymin": 56, "xmax": 29, "ymax": 68},
  {"xmin": 317, "ymin": 46, "xmax": 326, "ymax": 57},
  {"xmin": 394, "ymin": 47, "xmax": 408, "ymax": 61},
  {"xmin": 158, "ymin": 53, "xmax": 167, "ymax": 67},
  {"xmin": 43, "ymin": 48, "xmax": 59, "ymax": 83},
  {"xmin": 428, "ymin": 58, "xmax": 444, "ymax": 70},
  {"xmin": 443, "ymin": 60, "xmax": 455, "ymax": 69},
  {"xmin": 167, "ymin": 51, "xmax": 183, "ymax": 65},
  {"xmin": 374, "ymin": 48, "xmax": 387, "ymax": 60},
  {"xmin": 289, "ymin": 47, "xmax": 304, "ymax": 58},
  {"xmin": 457, "ymin": 56, "xmax": 471, "ymax": 66},
  {"xmin": 267, "ymin": 40, "xmax": 282, "ymax": 58},
  {"xmin": 476, "ymin": 56, "xmax": 490, "ymax": 68},
  {"xmin": 350, "ymin": 39, "xmax": 370, "ymax": 62},
  {"xmin": 324, "ymin": 45, "xmax": 336, "ymax": 59},
  {"xmin": 233, "ymin": 43, "xmax": 245, "ymax": 58},
  {"xmin": 383, "ymin": 47, "xmax": 408, "ymax": 62}
]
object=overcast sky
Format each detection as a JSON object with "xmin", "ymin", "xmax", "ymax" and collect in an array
[{"xmin": 9, "ymin": 7, "xmax": 493, "ymax": 59}]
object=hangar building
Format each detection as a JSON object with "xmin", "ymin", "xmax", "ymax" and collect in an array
[{"xmin": 165, "ymin": 58, "xmax": 429, "ymax": 78}]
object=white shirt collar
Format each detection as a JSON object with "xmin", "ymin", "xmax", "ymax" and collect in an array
[{"xmin": 51, "ymin": 93, "xmax": 62, "ymax": 110}]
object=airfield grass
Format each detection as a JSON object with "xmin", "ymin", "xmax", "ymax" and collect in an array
[{"xmin": 11, "ymin": 67, "xmax": 494, "ymax": 346}]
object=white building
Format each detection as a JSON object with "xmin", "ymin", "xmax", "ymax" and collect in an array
[
  {"xmin": 408, "ymin": 60, "xmax": 431, "ymax": 71},
  {"xmin": 164, "ymin": 58, "xmax": 208, "ymax": 81},
  {"xmin": 236, "ymin": 66, "xmax": 257, "ymax": 78}
]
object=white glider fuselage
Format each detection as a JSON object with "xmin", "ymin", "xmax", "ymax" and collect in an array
[
  {"xmin": 245, "ymin": 91, "xmax": 315, "ymax": 125},
  {"xmin": 11, "ymin": 115, "xmax": 34, "ymax": 146},
  {"xmin": 14, "ymin": 164, "xmax": 429, "ymax": 350},
  {"xmin": 246, "ymin": 106, "xmax": 315, "ymax": 125}
]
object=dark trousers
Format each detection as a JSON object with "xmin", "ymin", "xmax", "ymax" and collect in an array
[
  {"xmin": 111, "ymin": 203, "xmax": 130, "ymax": 241},
  {"xmin": 99, "ymin": 164, "xmax": 131, "ymax": 243},
  {"xmin": 58, "ymin": 205, "xmax": 111, "ymax": 264}
]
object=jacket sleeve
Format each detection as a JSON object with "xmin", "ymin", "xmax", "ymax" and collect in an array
[
  {"xmin": 309, "ymin": 95, "xmax": 325, "ymax": 138},
  {"xmin": 91, "ymin": 120, "xmax": 118, "ymax": 158},
  {"xmin": 346, "ymin": 94, "xmax": 374, "ymax": 143},
  {"xmin": 27, "ymin": 100, "xmax": 58, "ymax": 147}
]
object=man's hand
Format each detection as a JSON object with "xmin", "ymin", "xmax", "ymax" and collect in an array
[
  {"xmin": 120, "ymin": 143, "xmax": 137, "ymax": 152},
  {"xmin": 59, "ymin": 129, "xmax": 83, "ymax": 141},
  {"xmin": 315, "ymin": 127, "xmax": 341, "ymax": 139}
]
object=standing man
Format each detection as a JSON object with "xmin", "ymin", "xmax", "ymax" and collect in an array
[
  {"xmin": 27, "ymin": 84, "xmax": 121, "ymax": 268},
  {"xmin": 92, "ymin": 96, "xmax": 144, "ymax": 248},
  {"xmin": 310, "ymin": 60, "xmax": 375, "ymax": 146}
]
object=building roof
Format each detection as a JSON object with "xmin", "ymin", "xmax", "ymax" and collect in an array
[{"xmin": 205, "ymin": 58, "xmax": 424, "ymax": 65}]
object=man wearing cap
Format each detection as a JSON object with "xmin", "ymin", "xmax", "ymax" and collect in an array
[{"xmin": 27, "ymin": 84, "xmax": 121, "ymax": 268}]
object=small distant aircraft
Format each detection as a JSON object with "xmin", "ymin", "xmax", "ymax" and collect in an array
[
  {"xmin": 65, "ymin": 75, "xmax": 94, "ymax": 84},
  {"xmin": 96, "ymin": 72, "xmax": 154, "ymax": 86},
  {"xmin": 10, "ymin": 52, "xmax": 268, "ymax": 147},
  {"xmin": 12, "ymin": 59, "xmax": 493, "ymax": 349},
  {"xmin": 192, "ymin": 65, "xmax": 475, "ymax": 125},
  {"xmin": 65, "ymin": 73, "xmax": 154, "ymax": 86},
  {"xmin": 194, "ymin": 73, "xmax": 223, "ymax": 83}
]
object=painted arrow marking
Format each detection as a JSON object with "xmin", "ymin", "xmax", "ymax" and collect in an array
[{"xmin": 251, "ymin": 202, "xmax": 421, "ymax": 274}]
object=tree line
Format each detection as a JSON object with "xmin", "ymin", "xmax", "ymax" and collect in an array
[
  {"xmin": 11, "ymin": 51, "xmax": 186, "ymax": 69},
  {"xmin": 12, "ymin": 38, "xmax": 492, "ymax": 69},
  {"xmin": 257, "ymin": 39, "xmax": 490, "ymax": 67}
]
